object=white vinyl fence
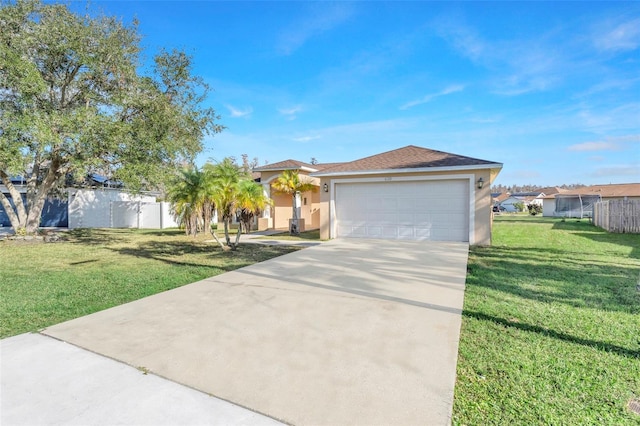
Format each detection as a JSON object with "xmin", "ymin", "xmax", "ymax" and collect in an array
[
  {"xmin": 68, "ymin": 188, "xmax": 178, "ymax": 229},
  {"xmin": 593, "ymin": 200, "xmax": 640, "ymax": 233}
]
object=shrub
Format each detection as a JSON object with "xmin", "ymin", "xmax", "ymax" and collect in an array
[{"xmin": 528, "ymin": 204, "xmax": 543, "ymax": 216}]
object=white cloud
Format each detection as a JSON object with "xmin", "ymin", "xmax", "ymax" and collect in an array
[
  {"xmin": 277, "ymin": 3, "xmax": 355, "ymax": 55},
  {"xmin": 593, "ymin": 17, "xmax": 640, "ymax": 52},
  {"xmin": 567, "ymin": 134, "xmax": 640, "ymax": 152},
  {"xmin": 292, "ymin": 135, "xmax": 321, "ymax": 143},
  {"xmin": 576, "ymin": 77, "xmax": 640, "ymax": 98},
  {"xmin": 278, "ymin": 105, "xmax": 303, "ymax": 120},
  {"xmin": 470, "ymin": 116, "xmax": 502, "ymax": 124},
  {"xmin": 434, "ymin": 18, "xmax": 485, "ymax": 62},
  {"xmin": 225, "ymin": 104, "xmax": 253, "ymax": 118},
  {"xmin": 576, "ymin": 103, "xmax": 640, "ymax": 133},
  {"xmin": 400, "ymin": 85, "xmax": 464, "ymax": 110},
  {"xmin": 434, "ymin": 16, "xmax": 565, "ymax": 96},
  {"xmin": 567, "ymin": 141, "xmax": 620, "ymax": 152}
]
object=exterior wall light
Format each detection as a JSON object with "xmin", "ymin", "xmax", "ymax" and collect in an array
[
  {"xmin": 477, "ymin": 177, "xmax": 484, "ymax": 189},
  {"xmin": 323, "ymin": 183, "xmax": 328, "ymax": 192}
]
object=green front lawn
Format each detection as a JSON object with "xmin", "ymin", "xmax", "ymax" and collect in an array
[
  {"xmin": 0, "ymin": 228, "xmax": 297, "ymax": 338},
  {"xmin": 454, "ymin": 216, "xmax": 640, "ymax": 424}
]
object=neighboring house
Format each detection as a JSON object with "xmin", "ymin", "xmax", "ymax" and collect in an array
[
  {"xmin": 542, "ymin": 183, "xmax": 640, "ymax": 217},
  {"xmin": 498, "ymin": 195, "xmax": 526, "ymax": 212},
  {"xmin": 492, "ymin": 192, "xmax": 510, "ymax": 205},
  {"xmin": 496, "ymin": 187, "xmax": 567, "ymax": 212},
  {"xmin": 256, "ymin": 145, "xmax": 502, "ymax": 244}
]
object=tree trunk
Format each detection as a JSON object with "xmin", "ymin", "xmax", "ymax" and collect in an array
[
  {"xmin": 0, "ymin": 191, "xmax": 22, "ymax": 232},
  {"xmin": 223, "ymin": 218, "xmax": 231, "ymax": 246},
  {"xmin": 234, "ymin": 221, "xmax": 242, "ymax": 247},
  {"xmin": 208, "ymin": 227, "xmax": 225, "ymax": 249},
  {"xmin": 0, "ymin": 171, "xmax": 27, "ymax": 232},
  {"xmin": 23, "ymin": 157, "xmax": 61, "ymax": 234},
  {"xmin": 290, "ymin": 193, "xmax": 299, "ymax": 235}
]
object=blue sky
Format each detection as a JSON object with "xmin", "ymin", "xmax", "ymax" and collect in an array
[{"xmin": 75, "ymin": 1, "xmax": 638, "ymax": 186}]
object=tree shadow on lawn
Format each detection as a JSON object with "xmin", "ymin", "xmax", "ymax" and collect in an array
[
  {"xmin": 108, "ymin": 239, "xmax": 297, "ymax": 270},
  {"xmin": 463, "ymin": 310, "xmax": 639, "ymax": 359},
  {"xmin": 468, "ymin": 246, "xmax": 640, "ymax": 314},
  {"xmin": 64, "ymin": 228, "xmax": 126, "ymax": 245},
  {"xmin": 134, "ymin": 228, "xmax": 185, "ymax": 237}
]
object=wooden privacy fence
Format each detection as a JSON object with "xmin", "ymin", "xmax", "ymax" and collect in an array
[{"xmin": 593, "ymin": 200, "xmax": 640, "ymax": 233}]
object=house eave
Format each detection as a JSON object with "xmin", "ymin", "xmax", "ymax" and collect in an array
[
  {"xmin": 253, "ymin": 166, "xmax": 318, "ymax": 173},
  {"xmin": 311, "ymin": 163, "xmax": 503, "ymax": 177}
]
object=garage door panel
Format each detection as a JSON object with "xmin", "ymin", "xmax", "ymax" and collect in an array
[
  {"xmin": 414, "ymin": 227, "xmax": 433, "ymax": 239},
  {"xmin": 367, "ymin": 226, "xmax": 383, "ymax": 237},
  {"xmin": 397, "ymin": 227, "xmax": 415, "ymax": 239},
  {"xmin": 335, "ymin": 180, "xmax": 469, "ymax": 242}
]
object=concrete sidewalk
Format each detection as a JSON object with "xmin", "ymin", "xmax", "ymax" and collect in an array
[
  {"xmin": 1, "ymin": 333, "xmax": 282, "ymax": 426},
  {"xmin": 41, "ymin": 239, "xmax": 469, "ymax": 425}
]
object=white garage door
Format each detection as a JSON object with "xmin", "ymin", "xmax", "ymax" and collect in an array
[{"xmin": 335, "ymin": 180, "xmax": 469, "ymax": 241}]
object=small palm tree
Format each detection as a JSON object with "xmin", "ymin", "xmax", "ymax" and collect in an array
[
  {"xmin": 206, "ymin": 158, "xmax": 244, "ymax": 248},
  {"xmin": 271, "ymin": 169, "xmax": 316, "ymax": 235},
  {"xmin": 167, "ymin": 168, "xmax": 211, "ymax": 237},
  {"xmin": 236, "ymin": 179, "xmax": 271, "ymax": 233}
]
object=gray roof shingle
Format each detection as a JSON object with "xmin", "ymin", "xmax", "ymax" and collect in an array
[{"xmin": 313, "ymin": 145, "xmax": 500, "ymax": 175}]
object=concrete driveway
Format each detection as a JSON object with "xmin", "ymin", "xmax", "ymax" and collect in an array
[{"xmin": 41, "ymin": 238, "xmax": 469, "ymax": 425}]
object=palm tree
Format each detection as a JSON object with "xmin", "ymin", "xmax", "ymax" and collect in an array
[
  {"xmin": 205, "ymin": 158, "xmax": 244, "ymax": 248},
  {"xmin": 167, "ymin": 167, "xmax": 223, "ymax": 247},
  {"xmin": 236, "ymin": 179, "xmax": 271, "ymax": 233},
  {"xmin": 271, "ymin": 169, "xmax": 316, "ymax": 235},
  {"xmin": 167, "ymin": 168, "xmax": 210, "ymax": 237}
]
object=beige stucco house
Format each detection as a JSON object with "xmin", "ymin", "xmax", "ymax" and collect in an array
[{"xmin": 254, "ymin": 145, "xmax": 503, "ymax": 245}]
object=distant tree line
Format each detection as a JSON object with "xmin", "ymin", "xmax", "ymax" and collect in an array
[{"xmin": 491, "ymin": 183, "xmax": 587, "ymax": 194}]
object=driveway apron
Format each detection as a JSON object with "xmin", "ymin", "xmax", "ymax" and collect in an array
[{"xmin": 43, "ymin": 239, "xmax": 469, "ymax": 425}]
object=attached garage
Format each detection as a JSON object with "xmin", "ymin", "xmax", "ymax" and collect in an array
[
  {"xmin": 334, "ymin": 179, "xmax": 470, "ymax": 241},
  {"xmin": 313, "ymin": 145, "xmax": 503, "ymax": 246}
]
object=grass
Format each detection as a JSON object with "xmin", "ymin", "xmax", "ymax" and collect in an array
[
  {"xmin": 453, "ymin": 215, "xmax": 640, "ymax": 425},
  {"xmin": 0, "ymin": 228, "xmax": 298, "ymax": 338},
  {"xmin": 256, "ymin": 229, "xmax": 321, "ymax": 241}
]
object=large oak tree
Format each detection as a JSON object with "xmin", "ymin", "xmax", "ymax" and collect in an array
[{"xmin": 0, "ymin": 0, "xmax": 222, "ymax": 234}]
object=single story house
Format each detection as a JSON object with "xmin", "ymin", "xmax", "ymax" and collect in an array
[
  {"xmin": 497, "ymin": 195, "xmax": 526, "ymax": 212},
  {"xmin": 494, "ymin": 187, "xmax": 566, "ymax": 212},
  {"xmin": 255, "ymin": 145, "xmax": 502, "ymax": 245},
  {"xmin": 542, "ymin": 183, "xmax": 640, "ymax": 217}
]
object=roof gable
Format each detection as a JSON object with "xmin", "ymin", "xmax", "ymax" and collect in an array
[
  {"xmin": 253, "ymin": 159, "xmax": 317, "ymax": 172},
  {"xmin": 313, "ymin": 145, "xmax": 501, "ymax": 175}
]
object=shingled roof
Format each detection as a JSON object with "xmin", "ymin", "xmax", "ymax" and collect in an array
[
  {"xmin": 253, "ymin": 160, "xmax": 347, "ymax": 173},
  {"xmin": 253, "ymin": 159, "xmax": 317, "ymax": 172},
  {"xmin": 543, "ymin": 183, "xmax": 640, "ymax": 199},
  {"xmin": 312, "ymin": 145, "xmax": 501, "ymax": 175}
]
